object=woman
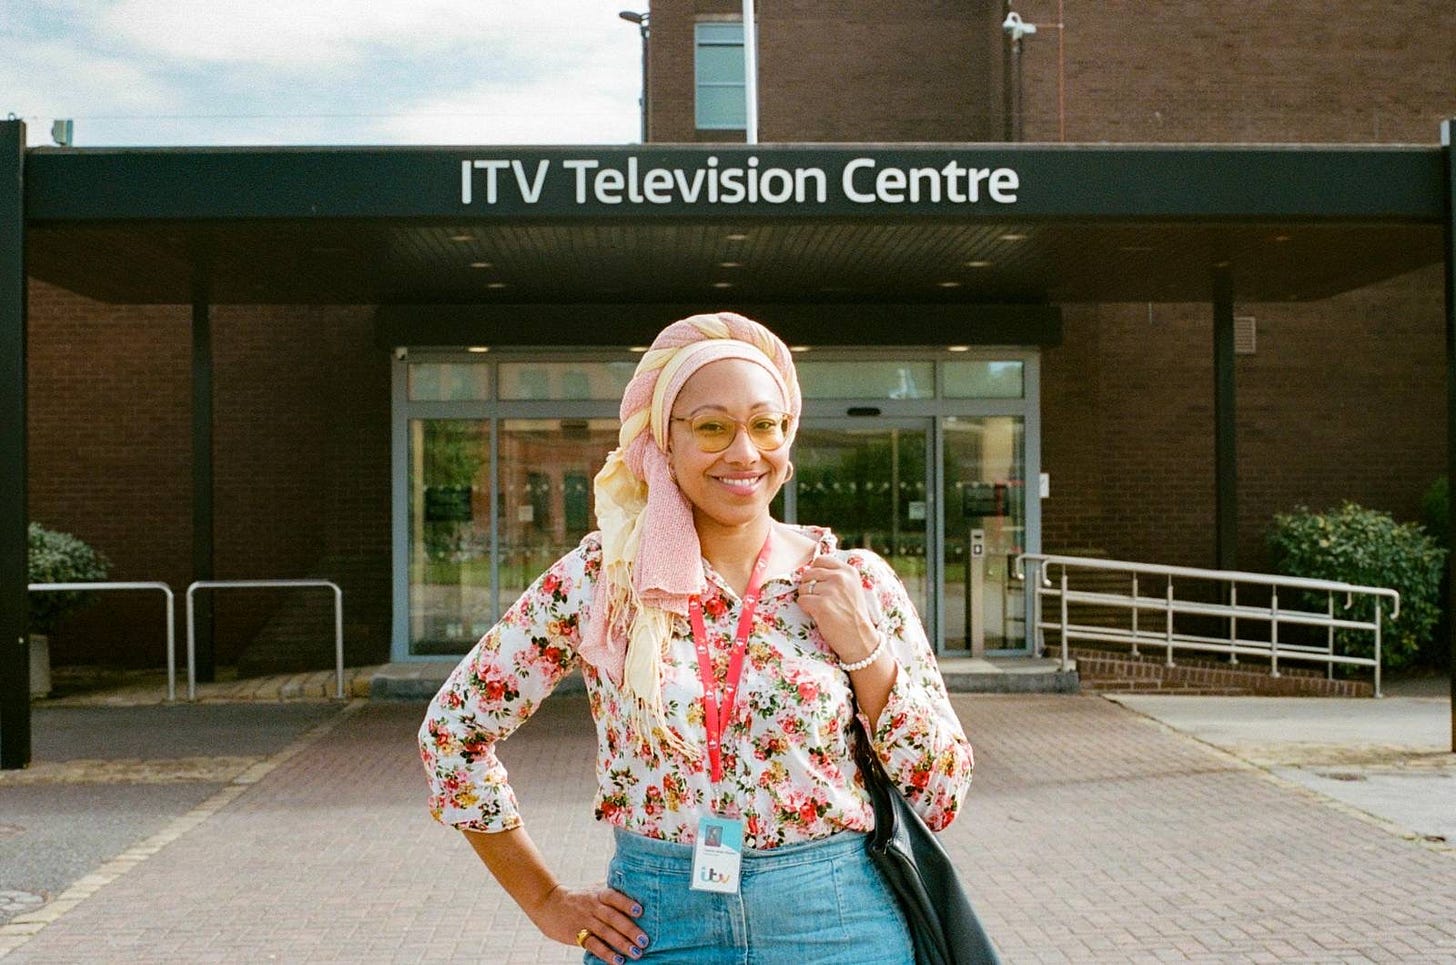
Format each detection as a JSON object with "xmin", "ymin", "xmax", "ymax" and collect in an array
[{"xmin": 420, "ymin": 312, "xmax": 973, "ymax": 964}]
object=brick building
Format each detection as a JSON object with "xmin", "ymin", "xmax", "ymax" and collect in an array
[{"xmin": 8, "ymin": 2, "xmax": 1454, "ymax": 687}]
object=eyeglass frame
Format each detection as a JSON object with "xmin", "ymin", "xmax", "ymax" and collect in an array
[{"xmin": 668, "ymin": 411, "xmax": 794, "ymax": 453}]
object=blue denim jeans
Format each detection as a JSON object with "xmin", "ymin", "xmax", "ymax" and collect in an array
[{"xmin": 586, "ymin": 827, "xmax": 914, "ymax": 965}]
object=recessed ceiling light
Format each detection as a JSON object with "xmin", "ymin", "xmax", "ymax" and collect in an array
[
  {"xmin": 947, "ymin": 345, "xmax": 971, "ymax": 352},
  {"xmin": 725, "ymin": 233, "xmax": 749, "ymax": 241},
  {"xmin": 1271, "ymin": 234, "xmax": 1291, "ymax": 242},
  {"xmin": 999, "ymin": 233, "xmax": 1027, "ymax": 242},
  {"xmin": 937, "ymin": 281, "xmax": 962, "ymax": 288},
  {"xmin": 487, "ymin": 282, "xmax": 508, "ymax": 289},
  {"xmin": 467, "ymin": 346, "xmax": 490, "ymax": 353},
  {"xmin": 789, "ymin": 345, "xmax": 811, "ymax": 353},
  {"xmin": 964, "ymin": 260, "xmax": 992, "ymax": 268},
  {"xmin": 469, "ymin": 261, "xmax": 493, "ymax": 269},
  {"xmin": 718, "ymin": 261, "xmax": 744, "ymax": 269},
  {"xmin": 712, "ymin": 281, "xmax": 734, "ymax": 289},
  {"xmin": 449, "ymin": 233, "xmax": 475, "ymax": 242},
  {"xmin": 629, "ymin": 345, "xmax": 650, "ymax": 353}
]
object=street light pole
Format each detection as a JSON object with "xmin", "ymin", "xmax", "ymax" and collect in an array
[{"xmin": 619, "ymin": 11, "xmax": 650, "ymax": 144}]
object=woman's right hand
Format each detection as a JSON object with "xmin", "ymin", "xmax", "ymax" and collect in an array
[{"xmin": 529, "ymin": 883, "xmax": 650, "ymax": 963}]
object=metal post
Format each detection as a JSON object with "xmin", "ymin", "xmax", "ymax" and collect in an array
[
  {"xmin": 741, "ymin": 0, "xmax": 759, "ymax": 143},
  {"xmin": 1164, "ymin": 576, "xmax": 1174, "ymax": 667},
  {"xmin": 1213, "ymin": 266, "xmax": 1238, "ymax": 571},
  {"xmin": 1058, "ymin": 565, "xmax": 1069, "ymax": 672},
  {"xmin": 191, "ymin": 288, "xmax": 216, "ymax": 682},
  {"xmin": 0, "ymin": 119, "xmax": 28, "ymax": 770},
  {"xmin": 1374, "ymin": 601, "xmax": 1384, "ymax": 699},
  {"xmin": 1270, "ymin": 586, "xmax": 1281, "ymax": 679},
  {"xmin": 1228, "ymin": 583, "xmax": 1238, "ymax": 664},
  {"xmin": 1130, "ymin": 573, "xmax": 1140, "ymax": 656},
  {"xmin": 638, "ymin": 17, "xmax": 650, "ymax": 143},
  {"xmin": 1442, "ymin": 118, "xmax": 1455, "ymax": 751}
]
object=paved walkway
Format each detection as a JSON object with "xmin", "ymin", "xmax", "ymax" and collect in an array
[{"xmin": 1, "ymin": 683, "xmax": 1453, "ymax": 962}]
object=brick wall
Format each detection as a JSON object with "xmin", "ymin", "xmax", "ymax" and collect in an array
[
  {"xmin": 1040, "ymin": 264, "xmax": 1446, "ymax": 572},
  {"xmin": 1010, "ymin": 0, "xmax": 1456, "ymax": 145},
  {"xmin": 651, "ymin": 1, "xmax": 1005, "ymax": 142},
  {"xmin": 27, "ymin": 282, "xmax": 392, "ymax": 669},
  {"xmin": 27, "ymin": 281, "xmax": 192, "ymax": 668}
]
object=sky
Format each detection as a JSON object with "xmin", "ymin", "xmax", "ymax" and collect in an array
[{"xmin": 1, "ymin": 0, "xmax": 646, "ymax": 147}]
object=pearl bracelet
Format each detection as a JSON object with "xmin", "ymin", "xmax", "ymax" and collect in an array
[{"xmin": 838, "ymin": 632, "xmax": 887, "ymax": 673}]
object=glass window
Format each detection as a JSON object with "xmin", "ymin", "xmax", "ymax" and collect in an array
[
  {"xmin": 497, "ymin": 419, "xmax": 618, "ymax": 605},
  {"xmin": 408, "ymin": 419, "xmax": 492, "ymax": 655},
  {"xmin": 498, "ymin": 362, "xmax": 637, "ymax": 400},
  {"xmin": 696, "ymin": 22, "xmax": 746, "ymax": 130},
  {"xmin": 941, "ymin": 417, "xmax": 1026, "ymax": 652},
  {"xmin": 943, "ymin": 360, "xmax": 1025, "ymax": 399},
  {"xmin": 408, "ymin": 363, "xmax": 491, "ymax": 401},
  {"xmin": 797, "ymin": 361, "xmax": 935, "ymax": 399}
]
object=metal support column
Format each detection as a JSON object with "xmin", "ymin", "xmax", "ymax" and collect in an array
[
  {"xmin": 1442, "ymin": 118, "xmax": 1455, "ymax": 753},
  {"xmin": 191, "ymin": 283, "xmax": 216, "ymax": 682},
  {"xmin": 1213, "ymin": 267, "xmax": 1238, "ymax": 572},
  {"xmin": 1, "ymin": 120, "xmax": 29, "ymax": 769}
]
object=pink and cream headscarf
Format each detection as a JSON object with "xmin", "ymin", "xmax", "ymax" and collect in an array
[{"xmin": 582, "ymin": 312, "xmax": 801, "ymax": 747}]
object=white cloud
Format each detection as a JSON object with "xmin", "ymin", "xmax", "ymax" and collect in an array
[
  {"xmin": 370, "ymin": 79, "xmax": 640, "ymax": 146},
  {"xmin": 1, "ymin": 0, "xmax": 644, "ymax": 146},
  {"xmin": 97, "ymin": 0, "xmax": 631, "ymax": 71}
]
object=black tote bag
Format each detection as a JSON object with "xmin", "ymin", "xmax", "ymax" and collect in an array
[{"xmin": 853, "ymin": 720, "xmax": 1001, "ymax": 965}]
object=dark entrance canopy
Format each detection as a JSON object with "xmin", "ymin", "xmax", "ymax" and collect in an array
[
  {"xmin": 21, "ymin": 143, "xmax": 1445, "ymax": 306},
  {"xmin": 3, "ymin": 122, "xmax": 1453, "ymax": 765}
]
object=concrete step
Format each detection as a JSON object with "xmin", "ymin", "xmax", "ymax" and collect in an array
[{"xmin": 371, "ymin": 655, "xmax": 1079, "ymax": 700}]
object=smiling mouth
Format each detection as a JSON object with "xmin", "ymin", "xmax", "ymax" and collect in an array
[{"xmin": 713, "ymin": 474, "xmax": 765, "ymax": 493}]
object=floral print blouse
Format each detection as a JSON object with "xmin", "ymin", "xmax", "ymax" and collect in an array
[{"xmin": 419, "ymin": 526, "xmax": 973, "ymax": 850}]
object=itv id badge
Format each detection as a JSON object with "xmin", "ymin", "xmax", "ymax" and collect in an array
[{"xmin": 690, "ymin": 816, "xmax": 744, "ymax": 894}]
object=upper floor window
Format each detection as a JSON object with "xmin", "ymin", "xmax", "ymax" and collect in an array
[{"xmin": 695, "ymin": 21, "xmax": 746, "ymax": 130}]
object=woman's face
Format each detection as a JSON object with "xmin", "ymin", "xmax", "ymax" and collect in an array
[{"xmin": 667, "ymin": 358, "xmax": 792, "ymax": 534}]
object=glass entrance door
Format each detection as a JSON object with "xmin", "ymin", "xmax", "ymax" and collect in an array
[
  {"xmin": 787, "ymin": 422, "xmax": 932, "ymax": 631},
  {"xmin": 942, "ymin": 417, "xmax": 1026, "ymax": 654}
]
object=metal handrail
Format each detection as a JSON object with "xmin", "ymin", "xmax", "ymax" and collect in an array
[
  {"xmin": 1015, "ymin": 554, "xmax": 1399, "ymax": 697},
  {"xmin": 28, "ymin": 581, "xmax": 178, "ymax": 701},
  {"xmin": 185, "ymin": 580, "xmax": 344, "ymax": 701}
]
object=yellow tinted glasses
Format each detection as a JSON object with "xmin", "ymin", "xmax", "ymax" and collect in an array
[{"xmin": 671, "ymin": 412, "xmax": 791, "ymax": 453}]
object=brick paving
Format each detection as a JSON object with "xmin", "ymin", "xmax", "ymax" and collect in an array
[{"xmin": 3, "ymin": 693, "xmax": 1454, "ymax": 962}]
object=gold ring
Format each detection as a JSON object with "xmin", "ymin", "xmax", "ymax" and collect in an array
[{"xmin": 575, "ymin": 928, "xmax": 592, "ymax": 948}]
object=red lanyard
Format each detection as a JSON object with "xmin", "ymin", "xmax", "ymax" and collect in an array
[{"xmin": 688, "ymin": 533, "xmax": 774, "ymax": 784}]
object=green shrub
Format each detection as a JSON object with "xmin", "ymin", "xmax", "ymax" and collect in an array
[
  {"xmin": 1422, "ymin": 475, "xmax": 1448, "ymax": 542},
  {"xmin": 1267, "ymin": 503, "xmax": 1444, "ymax": 671},
  {"xmin": 28, "ymin": 522, "xmax": 112, "ymax": 634}
]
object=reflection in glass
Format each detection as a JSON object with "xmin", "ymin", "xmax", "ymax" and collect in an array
[
  {"xmin": 943, "ymin": 360, "xmax": 1024, "ymax": 399},
  {"xmin": 409, "ymin": 420, "xmax": 491, "ymax": 655},
  {"xmin": 791, "ymin": 427, "xmax": 929, "ymax": 624},
  {"xmin": 408, "ymin": 363, "xmax": 491, "ymax": 401},
  {"xmin": 499, "ymin": 362, "xmax": 636, "ymax": 400},
  {"xmin": 797, "ymin": 361, "xmax": 934, "ymax": 399},
  {"xmin": 497, "ymin": 419, "xmax": 618, "ymax": 607},
  {"xmin": 942, "ymin": 417, "xmax": 1025, "ymax": 652}
]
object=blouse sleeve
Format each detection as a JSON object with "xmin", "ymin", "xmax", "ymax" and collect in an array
[
  {"xmin": 418, "ymin": 537, "xmax": 597, "ymax": 832},
  {"xmin": 846, "ymin": 550, "xmax": 974, "ymax": 831}
]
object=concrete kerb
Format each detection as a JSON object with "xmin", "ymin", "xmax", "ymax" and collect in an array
[
  {"xmin": 368, "ymin": 656, "xmax": 1080, "ymax": 700},
  {"xmin": 1100, "ymin": 695, "xmax": 1456, "ymax": 861}
]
